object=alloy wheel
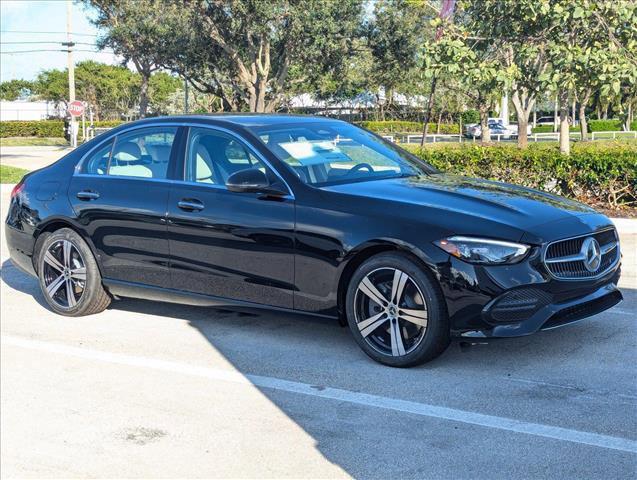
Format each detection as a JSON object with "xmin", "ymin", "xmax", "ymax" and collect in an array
[
  {"xmin": 42, "ymin": 240, "xmax": 87, "ymax": 309},
  {"xmin": 354, "ymin": 267, "xmax": 428, "ymax": 357}
]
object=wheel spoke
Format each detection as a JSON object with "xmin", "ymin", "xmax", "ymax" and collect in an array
[
  {"xmin": 358, "ymin": 311, "xmax": 388, "ymax": 337},
  {"xmin": 399, "ymin": 308, "xmax": 428, "ymax": 328},
  {"xmin": 358, "ymin": 277, "xmax": 388, "ymax": 307},
  {"xmin": 65, "ymin": 279, "xmax": 77, "ymax": 307},
  {"xmin": 43, "ymin": 250, "xmax": 64, "ymax": 272},
  {"xmin": 390, "ymin": 320, "xmax": 406, "ymax": 356},
  {"xmin": 390, "ymin": 269, "xmax": 408, "ymax": 304},
  {"xmin": 62, "ymin": 240, "xmax": 73, "ymax": 268},
  {"xmin": 46, "ymin": 274, "xmax": 65, "ymax": 297},
  {"xmin": 70, "ymin": 267, "xmax": 86, "ymax": 281}
]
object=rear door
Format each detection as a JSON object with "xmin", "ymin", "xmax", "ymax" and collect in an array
[
  {"xmin": 166, "ymin": 126, "xmax": 295, "ymax": 308},
  {"xmin": 69, "ymin": 126, "xmax": 181, "ymax": 288}
]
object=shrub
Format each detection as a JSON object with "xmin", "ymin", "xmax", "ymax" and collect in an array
[
  {"xmin": 358, "ymin": 120, "xmax": 460, "ymax": 134},
  {"xmin": 403, "ymin": 142, "xmax": 637, "ymax": 212},
  {"xmin": 0, "ymin": 120, "xmax": 126, "ymax": 139},
  {"xmin": 0, "ymin": 120, "xmax": 63, "ymax": 138},
  {"xmin": 589, "ymin": 119, "xmax": 637, "ymax": 132},
  {"xmin": 531, "ymin": 125, "xmax": 579, "ymax": 133}
]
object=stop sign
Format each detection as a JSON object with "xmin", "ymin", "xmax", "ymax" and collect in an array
[{"xmin": 68, "ymin": 101, "xmax": 85, "ymax": 117}]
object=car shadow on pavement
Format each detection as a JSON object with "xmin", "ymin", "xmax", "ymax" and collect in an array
[{"xmin": 2, "ymin": 257, "xmax": 636, "ymax": 478}]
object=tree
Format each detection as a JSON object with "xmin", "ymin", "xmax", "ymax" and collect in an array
[
  {"xmin": 366, "ymin": 0, "xmax": 431, "ymax": 120},
  {"xmin": 0, "ymin": 79, "xmax": 34, "ymax": 100},
  {"xmin": 148, "ymin": 72, "xmax": 182, "ymax": 115},
  {"xmin": 540, "ymin": 1, "xmax": 637, "ymax": 151},
  {"xmin": 424, "ymin": 23, "xmax": 511, "ymax": 143},
  {"xmin": 460, "ymin": 1, "xmax": 551, "ymax": 148},
  {"xmin": 86, "ymin": 0, "xmax": 171, "ymax": 117},
  {"xmin": 127, "ymin": 0, "xmax": 364, "ymax": 113}
]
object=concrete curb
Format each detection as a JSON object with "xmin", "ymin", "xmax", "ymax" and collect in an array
[{"xmin": 1, "ymin": 182, "xmax": 636, "ymax": 233}]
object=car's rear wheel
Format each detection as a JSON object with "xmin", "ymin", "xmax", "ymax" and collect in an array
[
  {"xmin": 345, "ymin": 252, "xmax": 450, "ymax": 367},
  {"xmin": 37, "ymin": 228, "xmax": 111, "ymax": 316}
]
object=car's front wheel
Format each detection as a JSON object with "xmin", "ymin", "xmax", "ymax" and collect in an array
[
  {"xmin": 345, "ymin": 252, "xmax": 450, "ymax": 367},
  {"xmin": 36, "ymin": 228, "xmax": 111, "ymax": 316}
]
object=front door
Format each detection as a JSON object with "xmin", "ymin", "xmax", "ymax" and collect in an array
[
  {"xmin": 167, "ymin": 127, "xmax": 295, "ymax": 308},
  {"xmin": 68, "ymin": 126, "xmax": 179, "ymax": 288}
]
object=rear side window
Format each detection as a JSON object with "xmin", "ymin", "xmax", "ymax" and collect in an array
[
  {"xmin": 82, "ymin": 127, "xmax": 177, "ymax": 179},
  {"xmin": 83, "ymin": 140, "xmax": 113, "ymax": 175}
]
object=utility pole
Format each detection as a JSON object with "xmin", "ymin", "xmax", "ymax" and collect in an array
[
  {"xmin": 184, "ymin": 76, "xmax": 189, "ymax": 114},
  {"xmin": 65, "ymin": 0, "xmax": 77, "ymax": 147}
]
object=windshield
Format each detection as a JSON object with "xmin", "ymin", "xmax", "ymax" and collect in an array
[{"xmin": 249, "ymin": 121, "xmax": 435, "ymax": 186}]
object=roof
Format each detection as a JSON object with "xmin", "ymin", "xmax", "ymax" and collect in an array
[{"xmin": 134, "ymin": 113, "xmax": 342, "ymax": 129}]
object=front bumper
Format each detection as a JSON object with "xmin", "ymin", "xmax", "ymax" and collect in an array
[{"xmin": 459, "ymin": 281, "xmax": 623, "ymax": 338}]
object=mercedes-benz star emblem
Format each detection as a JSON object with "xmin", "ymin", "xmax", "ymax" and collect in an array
[{"xmin": 581, "ymin": 237, "xmax": 602, "ymax": 272}]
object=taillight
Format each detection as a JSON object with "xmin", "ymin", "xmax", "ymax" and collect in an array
[{"xmin": 10, "ymin": 181, "xmax": 24, "ymax": 199}]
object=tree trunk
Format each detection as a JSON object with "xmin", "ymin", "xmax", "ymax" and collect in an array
[
  {"xmin": 511, "ymin": 89, "xmax": 534, "ymax": 149},
  {"xmin": 436, "ymin": 111, "xmax": 442, "ymax": 134},
  {"xmin": 479, "ymin": 106, "xmax": 491, "ymax": 143},
  {"xmin": 559, "ymin": 92, "xmax": 570, "ymax": 155},
  {"xmin": 517, "ymin": 116, "xmax": 529, "ymax": 148},
  {"xmin": 553, "ymin": 96, "xmax": 559, "ymax": 132},
  {"xmin": 579, "ymin": 104, "xmax": 588, "ymax": 141},
  {"xmin": 139, "ymin": 73, "xmax": 150, "ymax": 118},
  {"xmin": 419, "ymin": 76, "xmax": 437, "ymax": 146}
]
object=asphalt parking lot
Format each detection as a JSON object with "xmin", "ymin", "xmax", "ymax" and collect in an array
[{"xmin": 1, "ymin": 150, "xmax": 636, "ymax": 479}]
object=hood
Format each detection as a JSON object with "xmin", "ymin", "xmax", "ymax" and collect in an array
[{"xmin": 322, "ymin": 174, "xmax": 609, "ymax": 243}]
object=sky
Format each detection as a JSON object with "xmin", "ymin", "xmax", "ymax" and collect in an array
[{"xmin": 1, "ymin": 0, "xmax": 120, "ymax": 82}]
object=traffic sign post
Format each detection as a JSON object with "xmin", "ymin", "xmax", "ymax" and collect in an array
[
  {"xmin": 68, "ymin": 101, "xmax": 85, "ymax": 117},
  {"xmin": 67, "ymin": 100, "xmax": 84, "ymax": 148}
]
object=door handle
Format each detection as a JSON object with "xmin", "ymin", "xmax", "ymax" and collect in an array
[
  {"xmin": 177, "ymin": 199, "xmax": 204, "ymax": 211},
  {"xmin": 76, "ymin": 190, "xmax": 100, "ymax": 201}
]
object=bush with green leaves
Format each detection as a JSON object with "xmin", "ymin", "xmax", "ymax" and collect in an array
[
  {"xmin": 403, "ymin": 142, "xmax": 637, "ymax": 212},
  {"xmin": 358, "ymin": 121, "xmax": 459, "ymax": 134},
  {"xmin": 0, "ymin": 120, "xmax": 125, "ymax": 138},
  {"xmin": 531, "ymin": 125, "xmax": 579, "ymax": 134},
  {"xmin": 589, "ymin": 119, "xmax": 637, "ymax": 132},
  {"xmin": 0, "ymin": 120, "xmax": 64, "ymax": 138}
]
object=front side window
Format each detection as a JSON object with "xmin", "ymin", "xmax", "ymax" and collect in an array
[
  {"xmin": 185, "ymin": 128, "xmax": 266, "ymax": 186},
  {"xmin": 249, "ymin": 121, "xmax": 433, "ymax": 186}
]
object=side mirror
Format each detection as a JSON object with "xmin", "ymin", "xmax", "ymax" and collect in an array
[{"xmin": 226, "ymin": 168, "xmax": 288, "ymax": 196}]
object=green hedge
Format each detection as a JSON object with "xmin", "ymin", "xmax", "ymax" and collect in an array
[
  {"xmin": 403, "ymin": 142, "xmax": 637, "ymax": 211},
  {"xmin": 358, "ymin": 121, "xmax": 460, "ymax": 134},
  {"xmin": 589, "ymin": 119, "xmax": 637, "ymax": 132},
  {"xmin": 531, "ymin": 125, "xmax": 580, "ymax": 133},
  {"xmin": 0, "ymin": 120, "xmax": 63, "ymax": 138},
  {"xmin": 0, "ymin": 120, "xmax": 126, "ymax": 138}
]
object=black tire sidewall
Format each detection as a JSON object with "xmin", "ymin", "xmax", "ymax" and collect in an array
[
  {"xmin": 37, "ymin": 228, "xmax": 105, "ymax": 316},
  {"xmin": 345, "ymin": 252, "xmax": 450, "ymax": 367}
]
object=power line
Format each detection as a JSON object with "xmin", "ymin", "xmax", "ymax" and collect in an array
[
  {"xmin": 1, "ymin": 41, "xmax": 98, "ymax": 46},
  {"xmin": 0, "ymin": 30, "xmax": 97, "ymax": 37},
  {"xmin": 1, "ymin": 48, "xmax": 113, "ymax": 54}
]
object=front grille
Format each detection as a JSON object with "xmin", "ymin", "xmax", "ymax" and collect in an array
[{"xmin": 544, "ymin": 228, "xmax": 620, "ymax": 280}]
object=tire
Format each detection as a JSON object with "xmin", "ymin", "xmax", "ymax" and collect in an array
[
  {"xmin": 36, "ymin": 228, "xmax": 111, "ymax": 316},
  {"xmin": 345, "ymin": 252, "xmax": 450, "ymax": 367}
]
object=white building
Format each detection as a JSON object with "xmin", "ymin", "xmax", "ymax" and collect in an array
[{"xmin": 0, "ymin": 100, "xmax": 64, "ymax": 121}]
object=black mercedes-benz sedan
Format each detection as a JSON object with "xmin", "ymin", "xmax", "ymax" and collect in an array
[{"xmin": 5, "ymin": 115, "xmax": 623, "ymax": 367}]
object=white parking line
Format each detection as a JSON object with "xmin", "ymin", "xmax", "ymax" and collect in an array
[{"xmin": 3, "ymin": 334, "xmax": 636, "ymax": 454}]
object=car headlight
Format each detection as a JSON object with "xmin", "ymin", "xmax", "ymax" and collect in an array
[{"xmin": 434, "ymin": 236, "xmax": 530, "ymax": 265}]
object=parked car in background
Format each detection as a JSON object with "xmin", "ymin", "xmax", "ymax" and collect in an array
[
  {"xmin": 535, "ymin": 116, "xmax": 557, "ymax": 126},
  {"xmin": 465, "ymin": 118, "xmax": 533, "ymax": 139},
  {"xmin": 6, "ymin": 115, "xmax": 622, "ymax": 367}
]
